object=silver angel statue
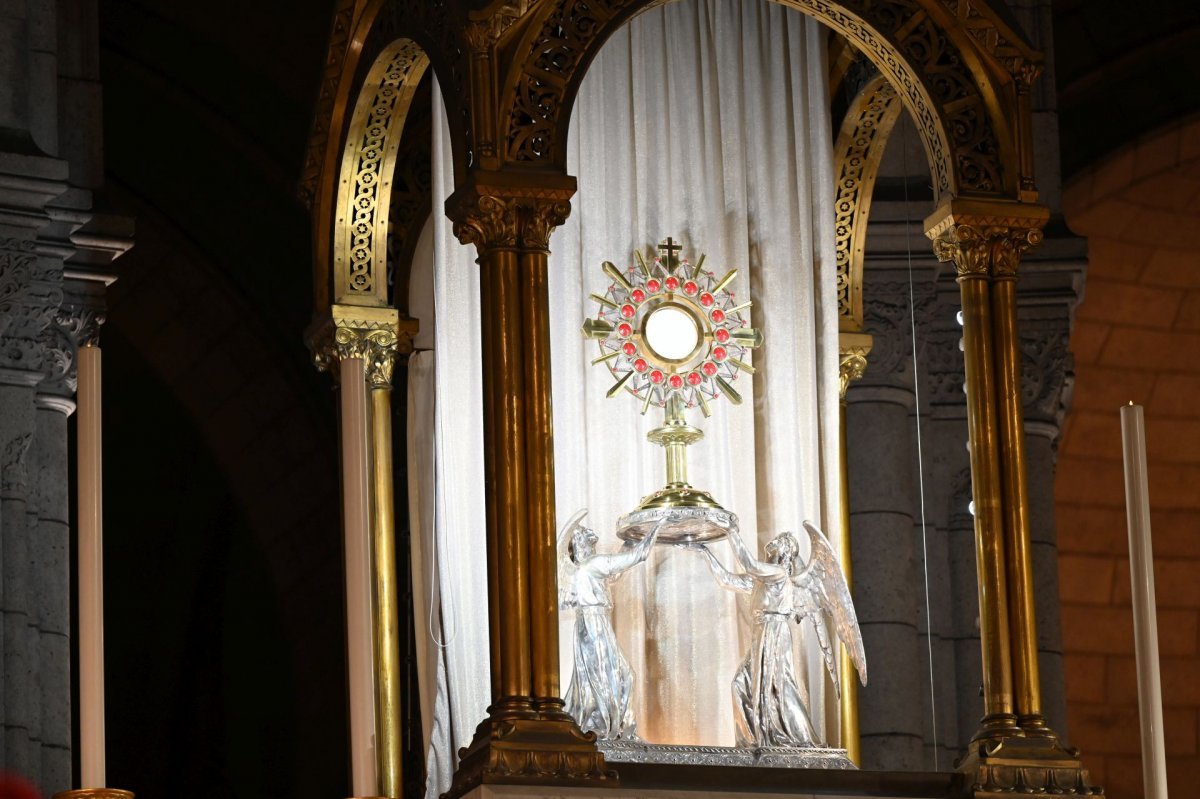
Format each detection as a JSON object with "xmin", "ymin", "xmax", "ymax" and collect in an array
[
  {"xmin": 557, "ymin": 510, "xmax": 664, "ymax": 740},
  {"xmin": 692, "ymin": 521, "xmax": 867, "ymax": 748}
]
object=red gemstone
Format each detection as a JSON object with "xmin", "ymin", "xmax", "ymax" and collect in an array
[
  {"xmin": 650, "ymin": 370, "xmax": 664, "ymax": 384},
  {"xmin": 714, "ymin": 328, "xmax": 730, "ymax": 343},
  {"xmin": 702, "ymin": 361, "xmax": 718, "ymax": 376},
  {"xmin": 699, "ymin": 292, "xmax": 715, "ymax": 307},
  {"xmin": 664, "ymin": 276, "xmax": 680, "ymax": 291},
  {"xmin": 622, "ymin": 342, "xmax": 637, "ymax": 356},
  {"xmin": 647, "ymin": 279, "xmax": 661, "ymax": 293},
  {"xmin": 713, "ymin": 346, "xmax": 727, "ymax": 361},
  {"xmin": 620, "ymin": 304, "xmax": 636, "ymax": 318},
  {"xmin": 669, "ymin": 374, "xmax": 684, "ymax": 389},
  {"xmin": 633, "ymin": 358, "xmax": 648, "ymax": 373},
  {"xmin": 617, "ymin": 322, "xmax": 633, "ymax": 338},
  {"xmin": 683, "ymin": 280, "xmax": 698, "ymax": 295},
  {"xmin": 687, "ymin": 372, "xmax": 702, "ymax": 386},
  {"xmin": 631, "ymin": 288, "xmax": 646, "ymax": 303},
  {"xmin": 711, "ymin": 309, "xmax": 725, "ymax": 323}
]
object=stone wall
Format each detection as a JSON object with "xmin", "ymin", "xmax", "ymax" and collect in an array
[{"xmin": 1057, "ymin": 116, "xmax": 1200, "ymax": 797}]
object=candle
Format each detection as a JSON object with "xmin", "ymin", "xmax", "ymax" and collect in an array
[
  {"xmin": 1119, "ymin": 403, "xmax": 1169, "ymax": 799},
  {"xmin": 340, "ymin": 357, "xmax": 378, "ymax": 797},
  {"xmin": 77, "ymin": 345, "xmax": 106, "ymax": 788}
]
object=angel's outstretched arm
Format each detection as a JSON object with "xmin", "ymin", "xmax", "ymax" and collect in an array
[
  {"xmin": 591, "ymin": 518, "xmax": 664, "ymax": 577},
  {"xmin": 693, "ymin": 545, "xmax": 755, "ymax": 594},
  {"xmin": 725, "ymin": 526, "xmax": 785, "ymax": 580}
]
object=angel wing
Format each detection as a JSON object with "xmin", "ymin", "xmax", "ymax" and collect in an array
[
  {"xmin": 792, "ymin": 521, "xmax": 868, "ymax": 699},
  {"xmin": 556, "ymin": 508, "xmax": 588, "ymax": 608}
]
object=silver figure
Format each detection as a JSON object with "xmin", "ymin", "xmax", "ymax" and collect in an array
[
  {"xmin": 557, "ymin": 510, "xmax": 664, "ymax": 740},
  {"xmin": 692, "ymin": 521, "xmax": 867, "ymax": 748}
]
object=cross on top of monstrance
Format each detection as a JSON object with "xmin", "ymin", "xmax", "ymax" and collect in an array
[{"xmin": 581, "ymin": 238, "xmax": 764, "ymax": 544}]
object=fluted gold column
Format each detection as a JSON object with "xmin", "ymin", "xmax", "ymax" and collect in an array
[
  {"xmin": 837, "ymin": 332, "xmax": 871, "ymax": 766},
  {"xmin": 446, "ymin": 181, "xmax": 612, "ymax": 796},
  {"xmin": 928, "ymin": 202, "xmax": 1099, "ymax": 796}
]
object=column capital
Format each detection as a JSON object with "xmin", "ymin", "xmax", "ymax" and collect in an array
[
  {"xmin": 925, "ymin": 200, "xmax": 1048, "ymax": 279},
  {"xmin": 306, "ymin": 304, "xmax": 418, "ymax": 389},
  {"xmin": 838, "ymin": 331, "xmax": 873, "ymax": 399},
  {"xmin": 445, "ymin": 170, "xmax": 575, "ymax": 255}
]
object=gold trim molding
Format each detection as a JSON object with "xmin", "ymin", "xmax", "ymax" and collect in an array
[
  {"xmin": 332, "ymin": 39, "xmax": 430, "ymax": 306},
  {"xmin": 834, "ymin": 75, "xmax": 901, "ymax": 331}
]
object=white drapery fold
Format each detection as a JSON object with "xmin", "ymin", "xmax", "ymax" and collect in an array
[
  {"xmin": 406, "ymin": 76, "xmax": 491, "ymax": 799},
  {"xmin": 548, "ymin": 0, "xmax": 840, "ymax": 748},
  {"xmin": 410, "ymin": 1, "xmax": 838, "ymax": 791}
]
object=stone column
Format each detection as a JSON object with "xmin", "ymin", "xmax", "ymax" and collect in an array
[{"xmin": 445, "ymin": 178, "xmax": 610, "ymax": 795}]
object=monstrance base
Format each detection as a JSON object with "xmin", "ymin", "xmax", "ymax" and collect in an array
[
  {"xmin": 617, "ymin": 503, "xmax": 736, "ymax": 544},
  {"xmin": 597, "ymin": 739, "xmax": 857, "ymax": 770}
]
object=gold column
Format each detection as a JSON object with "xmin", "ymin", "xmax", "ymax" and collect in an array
[
  {"xmin": 931, "ymin": 221, "xmax": 1017, "ymax": 736},
  {"xmin": 990, "ymin": 231, "xmax": 1049, "ymax": 734},
  {"xmin": 307, "ymin": 305, "xmax": 412, "ymax": 799},
  {"xmin": 928, "ymin": 202, "xmax": 1099, "ymax": 796},
  {"xmin": 837, "ymin": 332, "xmax": 871, "ymax": 766},
  {"xmin": 446, "ymin": 182, "xmax": 612, "ymax": 795}
]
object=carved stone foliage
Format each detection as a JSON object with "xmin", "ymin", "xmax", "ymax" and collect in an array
[
  {"xmin": 0, "ymin": 237, "xmax": 62, "ymax": 374},
  {"xmin": 502, "ymin": 0, "xmax": 1011, "ymax": 198},
  {"xmin": 1019, "ymin": 319, "xmax": 1073, "ymax": 429},
  {"xmin": 860, "ymin": 278, "xmax": 937, "ymax": 388}
]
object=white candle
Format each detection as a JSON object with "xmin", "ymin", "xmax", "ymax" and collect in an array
[
  {"xmin": 1120, "ymin": 403, "xmax": 1169, "ymax": 799},
  {"xmin": 77, "ymin": 344, "xmax": 106, "ymax": 788},
  {"xmin": 340, "ymin": 357, "xmax": 378, "ymax": 797}
]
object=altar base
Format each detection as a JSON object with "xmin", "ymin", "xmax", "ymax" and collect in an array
[{"xmin": 599, "ymin": 740, "xmax": 857, "ymax": 770}]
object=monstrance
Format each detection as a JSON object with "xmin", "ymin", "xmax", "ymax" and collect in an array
[{"xmin": 581, "ymin": 238, "xmax": 763, "ymax": 544}]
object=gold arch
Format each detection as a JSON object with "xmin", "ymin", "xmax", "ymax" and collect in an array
[
  {"xmin": 332, "ymin": 38, "xmax": 431, "ymax": 306},
  {"xmin": 834, "ymin": 74, "xmax": 903, "ymax": 332},
  {"xmin": 498, "ymin": 0, "xmax": 1039, "ymax": 204}
]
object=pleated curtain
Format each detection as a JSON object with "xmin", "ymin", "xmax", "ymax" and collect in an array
[{"xmin": 409, "ymin": 0, "xmax": 838, "ymax": 793}]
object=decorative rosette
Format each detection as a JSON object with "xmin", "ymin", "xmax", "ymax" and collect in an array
[{"xmin": 581, "ymin": 239, "xmax": 763, "ymax": 413}]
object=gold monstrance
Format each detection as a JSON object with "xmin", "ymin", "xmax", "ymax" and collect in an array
[{"xmin": 581, "ymin": 238, "xmax": 763, "ymax": 543}]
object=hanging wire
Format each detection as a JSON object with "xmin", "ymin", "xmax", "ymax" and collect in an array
[{"xmin": 900, "ymin": 116, "xmax": 940, "ymax": 771}]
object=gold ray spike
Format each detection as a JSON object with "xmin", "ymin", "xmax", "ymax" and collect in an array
[
  {"xmin": 590, "ymin": 292, "xmax": 619, "ymax": 310},
  {"xmin": 581, "ymin": 318, "xmax": 614, "ymax": 339},
  {"xmin": 606, "ymin": 369, "xmax": 634, "ymax": 398},
  {"xmin": 727, "ymin": 300, "xmax": 752, "ymax": 315},
  {"xmin": 634, "ymin": 250, "xmax": 651, "ymax": 279},
  {"xmin": 696, "ymin": 390, "xmax": 712, "ymax": 418},
  {"xmin": 716, "ymin": 375, "xmax": 742, "ymax": 405},
  {"xmin": 729, "ymin": 356, "xmax": 756, "ymax": 375},
  {"xmin": 640, "ymin": 385, "xmax": 655, "ymax": 414},
  {"xmin": 592, "ymin": 349, "xmax": 620, "ymax": 365},
  {"xmin": 711, "ymin": 269, "xmax": 738, "ymax": 295},
  {"xmin": 603, "ymin": 261, "xmax": 633, "ymax": 292},
  {"xmin": 690, "ymin": 253, "xmax": 707, "ymax": 280},
  {"xmin": 731, "ymin": 327, "xmax": 764, "ymax": 348}
]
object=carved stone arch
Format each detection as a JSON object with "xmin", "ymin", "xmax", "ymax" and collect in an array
[
  {"xmin": 497, "ymin": 0, "xmax": 1040, "ymax": 204},
  {"xmin": 303, "ymin": 0, "xmax": 471, "ymax": 311},
  {"xmin": 834, "ymin": 73, "xmax": 903, "ymax": 332}
]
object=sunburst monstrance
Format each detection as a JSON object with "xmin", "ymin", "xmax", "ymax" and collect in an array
[{"xmin": 581, "ymin": 238, "xmax": 763, "ymax": 543}]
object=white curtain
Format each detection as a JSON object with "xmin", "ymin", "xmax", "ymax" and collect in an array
[
  {"xmin": 411, "ymin": 0, "xmax": 838, "ymax": 792},
  {"xmin": 407, "ymin": 76, "xmax": 491, "ymax": 799},
  {"xmin": 548, "ymin": 0, "xmax": 840, "ymax": 748}
]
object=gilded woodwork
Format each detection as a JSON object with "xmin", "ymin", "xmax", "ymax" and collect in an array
[
  {"xmin": 333, "ymin": 40, "xmax": 431, "ymax": 305},
  {"xmin": 834, "ymin": 76, "xmax": 901, "ymax": 331},
  {"xmin": 306, "ymin": 304, "xmax": 417, "ymax": 385}
]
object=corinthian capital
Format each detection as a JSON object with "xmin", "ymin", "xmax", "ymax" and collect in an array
[
  {"xmin": 445, "ymin": 172, "xmax": 576, "ymax": 257},
  {"xmin": 924, "ymin": 200, "xmax": 1049, "ymax": 279},
  {"xmin": 306, "ymin": 304, "xmax": 417, "ymax": 388}
]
